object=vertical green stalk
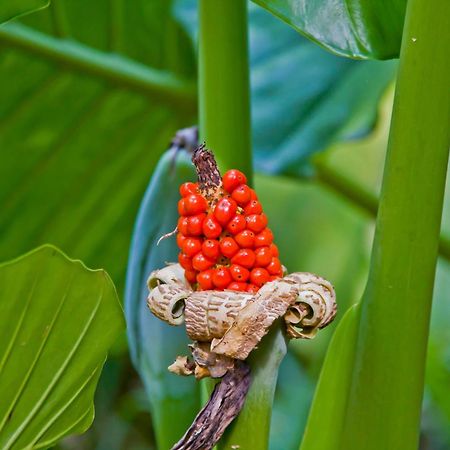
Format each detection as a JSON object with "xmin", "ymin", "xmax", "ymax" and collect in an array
[
  {"xmin": 199, "ymin": 2, "xmax": 285, "ymax": 449},
  {"xmin": 198, "ymin": 0, "xmax": 252, "ymax": 181},
  {"xmin": 340, "ymin": 0, "xmax": 450, "ymax": 448}
]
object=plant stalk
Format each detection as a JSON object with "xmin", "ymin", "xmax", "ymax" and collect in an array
[
  {"xmin": 198, "ymin": 0, "xmax": 252, "ymax": 182},
  {"xmin": 198, "ymin": 2, "xmax": 285, "ymax": 449},
  {"xmin": 340, "ymin": 0, "xmax": 450, "ymax": 448}
]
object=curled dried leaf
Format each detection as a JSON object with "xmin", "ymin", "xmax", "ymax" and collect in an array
[
  {"xmin": 147, "ymin": 265, "xmax": 191, "ymax": 325},
  {"xmin": 147, "ymin": 264, "xmax": 337, "ymax": 364},
  {"xmin": 168, "ymin": 356, "xmax": 196, "ymax": 376},
  {"xmin": 211, "ymin": 278, "xmax": 299, "ymax": 359},
  {"xmin": 185, "ymin": 290, "xmax": 253, "ymax": 341},
  {"xmin": 190, "ymin": 342, "xmax": 235, "ymax": 379}
]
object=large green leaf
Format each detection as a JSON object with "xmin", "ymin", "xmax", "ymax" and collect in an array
[
  {"xmin": 0, "ymin": 0, "xmax": 48, "ymax": 24},
  {"xmin": 125, "ymin": 149, "xmax": 200, "ymax": 449},
  {"xmin": 0, "ymin": 245, "xmax": 124, "ymax": 449},
  {"xmin": 0, "ymin": 0, "xmax": 196, "ymax": 292},
  {"xmin": 252, "ymin": 0, "xmax": 407, "ymax": 59}
]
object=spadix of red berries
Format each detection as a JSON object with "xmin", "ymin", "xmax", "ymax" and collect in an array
[{"xmin": 176, "ymin": 166, "xmax": 283, "ymax": 292}]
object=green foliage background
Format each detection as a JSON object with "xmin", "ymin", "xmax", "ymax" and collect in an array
[{"xmin": 0, "ymin": 0, "xmax": 448, "ymax": 449}]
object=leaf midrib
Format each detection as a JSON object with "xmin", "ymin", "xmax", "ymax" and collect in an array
[{"xmin": 0, "ymin": 22, "xmax": 197, "ymax": 110}]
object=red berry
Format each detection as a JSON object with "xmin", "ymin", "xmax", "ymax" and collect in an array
[
  {"xmin": 185, "ymin": 269, "xmax": 198, "ymax": 284},
  {"xmin": 246, "ymin": 214, "xmax": 268, "ymax": 233},
  {"xmin": 226, "ymin": 214, "xmax": 246, "ymax": 235},
  {"xmin": 231, "ymin": 184, "xmax": 252, "ymax": 205},
  {"xmin": 220, "ymin": 237, "xmax": 239, "ymax": 258},
  {"xmin": 254, "ymin": 228, "xmax": 274, "ymax": 247},
  {"xmin": 197, "ymin": 269, "xmax": 215, "ymax": 290},
  {"xmin": 178, "ymin": 252, "xmax": 193, "ymax": 270},
  {"xmin": 229, "ymin": 264, "xmax": 250, "ymax": 282},
  {"xmin": 182, "ymin": 237, "xmax": 202, "ymax": 257},
  {"xmin": 267, "ymin": 257, "xmax": 282, "ymax": 275},
  {"xmin": 222, "ymin": 169, "xmax": 247, "ymax": 193},
  {"xmin": 235, "ymin": 230, "xmax": 255, "ymax": 248},
  {"xmin": 214, "ymin": 197, "xmax": 238, "ymax": 225},
  {"xmin": 250, "ymin": 267, "xmax": 270, "ymax": 287},
  {"xmin": 269, "ymin": 243, "xmax": 279, "ymax": 257},
  {"xmin": 187, "ymin": 213, "xmax": 206, "ymax": 236},
  {"xmin": 247, "ymin": 283, "xmax": 259, "ymax": 293},
  {"xmin": 249, "ymin": 189, "xmax": 258, "ymax": 201},
  {"xmin": 244, "ymin": 200, "xmax": 263, "ymax": 215},
  {"xmin": 213, "ymin": 267, "xmax": 232, "ymax": 289},
  {"xmin": 184, "ymin": 194, "xmax": 208, "ymax": 215},
  {"xmin": 227, "ymin": 281, "xmax": 248, "ymax": 291},
  {"xmin": 176, "ymin": 233, "xmax": 187, "ymax": 249},
  {"xmin": 231, "ymin": 249, "xmax": 256, "ymax": 269},
  {"xmin": 203, "ymin": 214, "xmax": 222, "ymax": 239},
  {"xmin": 202, "ymin": 239, "xmax": 220, "ymax": 260},
  {"xmin": 255, "ymin": 246, "xmax": 272, "ymax": 266},
  {"xmin": 179, "ymin": 182, "xmax": 198, "ymax": 197},
  {"xmin": 177, "ymin": 217, "xmax": 189, "ymax": 235},
  {"xmin": 178, "ymin": 198, "xmax": 187, "ymax": 215},
  {"xmin": 192, "ymin": 252, "xmax": 215, "ymax": 271}
]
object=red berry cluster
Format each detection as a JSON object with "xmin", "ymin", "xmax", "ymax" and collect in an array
[{"xmin": 176, "ymin": 169, "xmax": 283, "ymax": 292}]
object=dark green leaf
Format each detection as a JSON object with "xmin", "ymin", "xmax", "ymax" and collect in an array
[
  {"xmin": 125, "ymin": 149, "xmax": 200, "ymax": 449},
  {"xmin": 252, "ymin": 0, "xmax": 407, "ymax": 59},
  {"xmin": 0, "ymin": 245, "xmax": 124, "ymax": 449},
  {"xmin": 0, "ymin": 0, "xmax": 196, "ymax": 291},
  {"xmin": 0, "ymin": 0, "xmax": 48, "ymax": 24}
]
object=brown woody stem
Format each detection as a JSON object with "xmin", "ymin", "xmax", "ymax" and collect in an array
[{"xmin": 171, "ymin": 361, "xmax": 251, "ymax": 450}]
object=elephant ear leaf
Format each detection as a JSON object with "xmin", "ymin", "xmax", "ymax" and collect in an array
[
  {"xmin": 125, "ymin": 149, "xmax": 200, "ymax": 450},
  {"xmin": 0, "ymin": 0, "xmax": 49, "ymax": 25},
  {"xmin": 0, "ymin": 245, "xmax": 124, "ymax": 450},
  {"xmin": 252, "ymin": 0, "xmax": 407, "ymax": 59}
]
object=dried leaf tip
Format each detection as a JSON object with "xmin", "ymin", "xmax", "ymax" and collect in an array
[{"xmin": 192, "ymin": 143, "xmax": 223, "ymax": 202}]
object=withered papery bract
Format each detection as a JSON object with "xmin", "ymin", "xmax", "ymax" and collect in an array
[{"xmin": 147, "ymin": 263, "xmax": 336, "ymax": 375}]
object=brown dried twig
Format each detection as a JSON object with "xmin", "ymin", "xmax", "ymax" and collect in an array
[{"xmin": 172, "ymin": 361, "xmax": 251, "ymax": 450}]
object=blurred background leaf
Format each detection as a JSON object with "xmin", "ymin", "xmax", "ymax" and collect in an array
[
  {"xmin": 0, "ymin": 245, "xmax": 124, "ymax": 449},
  {"xmin": 251, "ymin": 0, "xmax": 407, "ymax": 59},
  {"xmin": 0, "ymin": 0, "xmax": 196, "ymax": 292},
  {"xmin": 124, "ymin": 149, "xmax": 200, "ymax": 449},
  {"xmin": 0, "ymin": 0, "xmax": 49, "ymax": 24}
]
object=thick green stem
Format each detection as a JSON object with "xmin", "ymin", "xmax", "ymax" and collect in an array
[
  {"xmin": 198, "ymin": 0, "xmax": 252, "ymax": 181},
  {"xmin": 340, "ymin": 0, "xmax": 450, "ymax": 448},
  {"xmin": 198, "ymin": 3, "xmax": 284, "ymax": 449}
]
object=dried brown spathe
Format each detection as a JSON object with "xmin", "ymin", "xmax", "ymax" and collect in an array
[{"xmin": 147, "ymin": 263, "xmax": 337, "ymax": 372}]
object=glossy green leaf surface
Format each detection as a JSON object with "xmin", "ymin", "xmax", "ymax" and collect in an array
[
  {"xmin": 0, "ymin": 0, "xmax": 196, "ymax": 292},
  {"xmin": 0, "ymin": 245, "xmax": 124, "ymax": 449},
  {"xmin": 252, "ymin": 0, "xmax": 407, "ymax": 59},
  {"xmin": 0, "ymin": 0, "xmax": 48, "ymax": 24},
  {"xmin": 124, "ymin": 149, "xmax": 200, "ymax": 449}
]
